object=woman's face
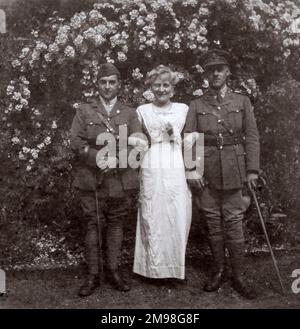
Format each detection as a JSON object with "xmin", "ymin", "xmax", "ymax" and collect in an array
[{"xmin": 151, "ymin": 73, "xmax": 174, "ymax": 106}]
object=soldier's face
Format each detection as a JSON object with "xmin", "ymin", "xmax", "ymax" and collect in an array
[
  {"xmin": 206, "ymin": 65, "xmax": 230, "ymax": 90},
  {"xmin": 151, "ymin": 73, "xmax": 174, "ymax": 106},
  {"xmin": 98, "ymin": 75, "xmax": 120, "ymax": 101}
]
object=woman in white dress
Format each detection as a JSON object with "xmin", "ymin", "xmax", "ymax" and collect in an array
[{"xmin": 131, "ymin": 65, "xmax": 192, "ymax": 280}]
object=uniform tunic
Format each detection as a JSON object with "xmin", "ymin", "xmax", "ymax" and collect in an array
[
  {"xmin": 70, "ymin": 98, "xmax": 140, "ymax": 274},
  {"xmin": 185, "ymin": 88, "xmax": 260, "ymax": 243}
]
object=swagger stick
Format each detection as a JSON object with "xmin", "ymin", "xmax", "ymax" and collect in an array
[
  {"xmin": 249, "ymin": 186, "xmax": 285, "ymax": 294},
  {"xmin": 95, "ymin": 187, "xmax": 104, "ymax": 277}
]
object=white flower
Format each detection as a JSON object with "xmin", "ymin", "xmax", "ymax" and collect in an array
[
  {"xmin": 195, "ymin": 64, "xmax": 204, "ymax": 73},
  {"xmin": 143, "ymin": 89, "xmax": 155, "ymax": 101},
  {"xmin": 12, "ymin": 92, "xmax": 22, "ymax": 100},
  {"xmin": 51, "ymin": 121, "xmax": 57, "ymax": 129},
  {"xmin": 36, "ymin": 122, "xmax": 41, "ymax": 128},
  {"xmin": 44, "ymin": 137, "xmax": 52, "ymax": 145},
  {"xmin": 136, "ymin": 17, "xmax": 145, "ymax": 26},
  {"xmin": 202, "ymin": 79, "xmax": 209, "ymax": 88},
  {"xmin": 12, "ymin": 60, "xmax": 21, "ymax": 68},
  {"xmin": 70, "ymin": 12, "xmax": 86, "ymax": 29},
  {"xmin": 22, "ymin": 147, "xmax": 30, "ymax": 154},
  {"xmin": 15, "ymin": 104, "xmax": 23, "ymax": 112},
  {"xmin": 23, "ymin": 88, "xmax": 31, "ymax": 97},
  {"xmin": 37, "ymin": 143, "xmax": 45, "ymax": 149},
  {"xmin": 199, "ymin": 7, "xmax": 210, "ymax": 16},
  {"xmin": 94, "ymin": 34, "xmax": 105, "ymax": 46},
  {"xmin": 31, "ymin": 30, "xmax": 39, "ymax": 38},
  {"xmin": 73, "ymin": 103, "xmax": 79, "ymax": 109},
  {"xmin": 289, "ymin": 17, "xmax": 300, "ymax": 34},
  {"xmin": 83, "ymin": 91, "xmax": 94, "ymax": 98},
  {"xmin": 284, "ymin": 49, "xmax": 291, "ymax": 58},
  {"xmin": 11, "ymin": 137, "xmax": 21, "ymax": 145},
  {"xmin": 20, "ymin": 99, "xmax": 28, "ymax": 107},
  {"xmin": 18, "ymin": 152, "xmax": 26, "ymax": 160},
  {"xmin": 6, "ymin": 85, "xmax": 14, "ymax": 95},
  {"xmin": 44, "ymin": 53, "xmax": 52, "ymax": 62},
  {"xmin": 26, "ymin": 165, "xmax": 32, "ymax": 172},
  {"xmin": 20, "ymin": 76, "xmax": 29, "ymax": 85},
  {"xmin": 193, "ymin": 89, "xmax": 204, "ymax": 96},
  {"xmin": 33, "ymin": 108, "xmax": 41, "ymax": 116},
  {"xmin": 31, "ymin": 149, "xmax": 39, "ymax": 159},
  {"xmin": 132, "ymin": 68, "xmax": 143, "ymax": 80},
  {"xmin": 64, "ymin": 45, "xmax": 75, "ymax": 58},
  {"xmin": 19, "ymin": 47, "xmax": 30, "ymax": 59},
  {"xmin": 31, "ymin": 50, "xmax": 40, "ymax": 61},
  {"xmin": 129, "ymin": 10, "xmax": 139, "ymax": 20},
  {"xmin": 106, "ymin": 57, "xmax": 115, "ymax": 64},
  {"xmin": 175, "ymin": 72, "xmax": 185, "ymax": 81},
  {"xmin": 74, "ymin": 35, "xmax": 84, "ymax": 47},
  {"xmin": 89, "ymin": 10, "xmax": 103, "ymax": 23},
  {"xmin": 117, "ymin": 52, "xmax": 127, "ymax": 62},
  {"xmin": 36, "ymin": 41, "xmax": 47, "ymax": 51},
  {"xmin": 48, "ymin": 43, "xmax": 60, "ymax": 53},
  {"xmin": 55, "ymin": 33, "xmax": 68, "ymax": 46},
  {"xmin": 83, "ymin": 27, "xmax": 96, "ymax": 40}
]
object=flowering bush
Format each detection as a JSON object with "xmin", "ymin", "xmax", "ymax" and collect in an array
[
  {"xmin": 4, "ymin": 0, "xmax": 300, "ymax": 172},
  {"xmin": 1, "ymin": 0, "xmax": 300, "ymax": 266}
]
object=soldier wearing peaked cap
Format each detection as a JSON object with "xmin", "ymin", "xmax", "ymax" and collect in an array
[
  {"xmin": 70, "ymin": 63, "xmax": 141, "ymax": 297},
  {"xmin": 185, "ymin": 49, "xmax": 260, "ymax": 299}
]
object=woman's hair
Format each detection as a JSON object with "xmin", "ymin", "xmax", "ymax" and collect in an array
[{"xmin": 145, "ymin": 65, "xmax": 179, "ymax": 87}]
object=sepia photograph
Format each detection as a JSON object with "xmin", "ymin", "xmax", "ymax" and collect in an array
[{"xmin": 0, "ymin": 0, "xmax": 299, "ymax": 315}]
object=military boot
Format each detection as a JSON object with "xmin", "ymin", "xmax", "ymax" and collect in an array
[
  {"xmin": 78, "ymin": 274, "xmax": 100, "ymax": 297},
  {"xmin": 203, "ymin": 240, "xmax": 226, "ymax": 292},
  {"xmin": 105, "ymin": 218, "xmax": 130, "ymax": 291},
  {"xmin": 106, "ymin": 268, "xmax": 130, "ymax": 291},
  {"xmin": 227, "ymin": 241, "xmax": 257, "ymax": 299}
]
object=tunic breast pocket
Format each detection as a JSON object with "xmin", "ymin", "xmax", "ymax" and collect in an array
[
  {"xmin": 225, "ymin": 107, "xmax": 244, "ymax": 131},
  {"xmin": 114, "ymin": 117, "xmax": 129, "ymax": 136},
  {"xmin": 197, "ymin": 111, "xmax": 215, "ymax": 132},
  {"xmin": 85, "ymin": 120, "xmax": 102, "ymax": 140}
]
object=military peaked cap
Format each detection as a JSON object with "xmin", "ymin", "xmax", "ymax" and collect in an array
[{"xmin": 201, "ymin": 49, "xmax": 231, "ymax": 68}]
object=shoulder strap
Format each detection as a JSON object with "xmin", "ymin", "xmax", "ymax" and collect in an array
[{"xmin": 95, "ymin": 112, "xmax": 119, "ymax": 139}]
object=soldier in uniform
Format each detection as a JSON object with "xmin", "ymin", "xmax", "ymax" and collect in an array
[
  {"xmin": 185, "ymin": 50, "xmax": 260, "ymax": 299},
  {"xmin": 70, "ymin": 63, "xmax": 140, "ymax": 297}
]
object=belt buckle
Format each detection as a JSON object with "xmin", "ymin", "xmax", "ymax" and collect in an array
[{"xmin": 217, "ymin": 134, "xmax": 224, "ymax": 149}]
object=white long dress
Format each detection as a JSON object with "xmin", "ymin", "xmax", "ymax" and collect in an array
[{"xmin": 133, "ymin": 102, "xmax": 192, "ymax": 279}]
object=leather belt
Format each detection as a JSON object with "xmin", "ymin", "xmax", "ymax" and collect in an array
[{"xmin": 204, "ymin": 134, "xmax": 245, "ymax": 149}]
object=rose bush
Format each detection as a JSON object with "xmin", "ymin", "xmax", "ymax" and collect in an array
[{"xmin": 0, "ymin": 0, "xmax": 300, "ymax": 267}]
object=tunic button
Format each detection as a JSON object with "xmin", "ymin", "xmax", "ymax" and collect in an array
[
  {"xmin": 89, "ymin": 122, "xmax": 93, "ymax": 125},
  {"xmin": 217, "ymin": 106, "xmax": 221, "ymax": 110},
  {"xmin": 217, "ymin": 119, "xmax": 222, "ymax": 123},
  {"xmin": 107, "ymin": 118, "xmax": 110, "ymax": 121},
  {"xmin": 116, "ymin": 110, "xmax": 120, "ymax": 114},
  {"xmin": 106, "ymin": 128, "xmax": 110, "ymax": 132}
]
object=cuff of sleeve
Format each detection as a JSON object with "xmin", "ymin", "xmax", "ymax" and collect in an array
[
  {"xmin": 86, "ymin": 147, "xmax": 98, "ymax": 168},
  {"xmin": 246, "ymin": 169, "xmax": 260, "ymax": 175}
]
